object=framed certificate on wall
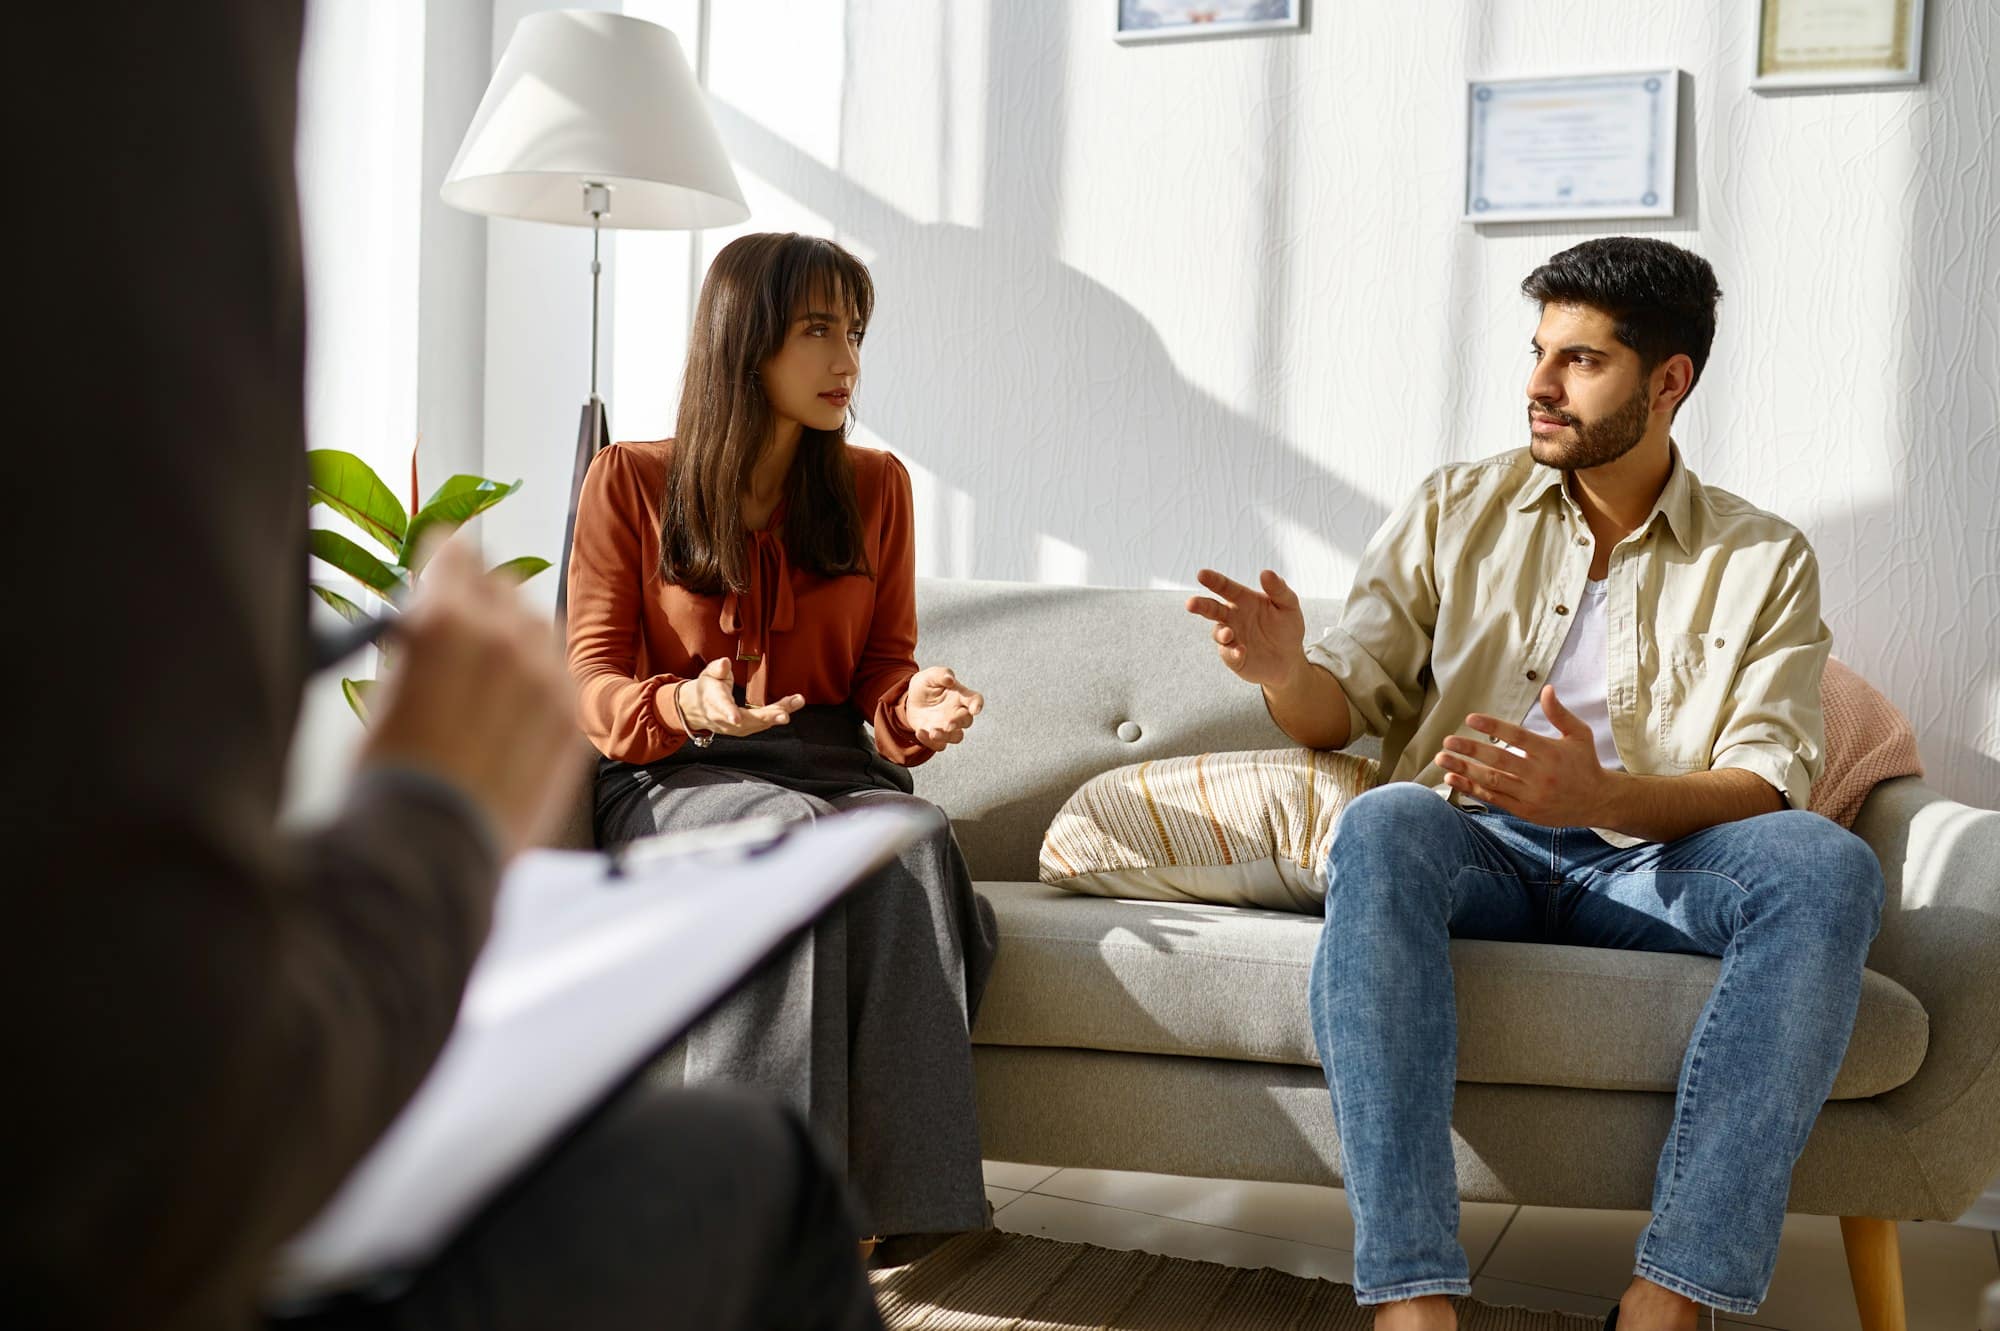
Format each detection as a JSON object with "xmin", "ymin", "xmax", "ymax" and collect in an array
[
  {"xmin": 1753, "ymin": 0, "xmax": 1926, "ymax": 90},
  {"xmin": 1114, "ymin": 1, "xmax": 1304, "ymax": 45},
  {"xmin": 1463, "ymin": 71, "xmax": 1679, "ymax": 224}
]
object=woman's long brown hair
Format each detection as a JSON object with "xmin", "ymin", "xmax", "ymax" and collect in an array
[{"xmin": 659, "ymin": 233, "xmax": 875, "ymax": 594}]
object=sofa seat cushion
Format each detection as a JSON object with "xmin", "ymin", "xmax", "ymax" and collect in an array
[{"xmin": 970, "ymin": 881, "xmax": 1930, "ymax": 1100}]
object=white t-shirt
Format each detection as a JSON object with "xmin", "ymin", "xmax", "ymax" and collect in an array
[{"xmin": 1520, "ymin": 577, "xmax": 1624, "ymax": 771}]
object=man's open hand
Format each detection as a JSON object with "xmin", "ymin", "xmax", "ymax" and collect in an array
[
  {"xmin": 1185, "ymin": 568, "xmax": 1311, "ymax": 688},
  {"xmin": 1436, "ymin": 685, "xmax": 1611, "ymax": 827}
]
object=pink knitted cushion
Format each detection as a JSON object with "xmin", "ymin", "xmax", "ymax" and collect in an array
[{"xmin": 1811, "ymin": 657, "xmax": 1924, "ymax": 828}]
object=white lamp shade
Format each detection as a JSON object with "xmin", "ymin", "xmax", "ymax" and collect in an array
[{"xmin": 442, "ymin": 10, "xmax": 748, "ymax": 230}]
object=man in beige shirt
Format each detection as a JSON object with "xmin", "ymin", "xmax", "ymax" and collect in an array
[{"xmin": 1190, "ymin": 238, "xmax": 1882, "ymax": 1331}]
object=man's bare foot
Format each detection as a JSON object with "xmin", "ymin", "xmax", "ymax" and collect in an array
[
  {"xmin": 1374, "ymin": 1293, "xmax": 1456, "ymax": 1330},
  {"xmin": 1615, "ymin": 1276, "xmax": 1701, "ymax": 1330}
]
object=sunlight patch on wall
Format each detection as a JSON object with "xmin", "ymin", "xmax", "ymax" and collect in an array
[
  {"xmin": 861, "ymin": 426, "xmax": 976, "ymax": 580},
  {"xmin": 608, "ymin": 229, "xmax": 693, "ymax": 444},
  {"xmin": 1037, "ymin": 533, "xmax": 1090, "ymax": 586},
  {"xmin": 832, "ymin": 1, "xmax": 991, "ymax": 228},
  {"xmin": 297, "ymin": 0, "xmax": 423, "ymax": 486},
  {"xmin": 705, "ymin": 0, "xmax": 844, "ymax": 170}
]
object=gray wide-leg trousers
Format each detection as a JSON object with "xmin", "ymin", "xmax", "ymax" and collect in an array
[{"xmin": 595, "ymin": 708, "xmax": 998, "ymax": 1239}]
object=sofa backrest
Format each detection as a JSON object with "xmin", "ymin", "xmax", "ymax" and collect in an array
[{"xmin": 910, "ymin": 577, "xmax": 1360, "ymax": 882}]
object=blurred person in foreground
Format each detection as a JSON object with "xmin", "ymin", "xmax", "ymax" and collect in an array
[{"xmin": 0, "ymin": 4, "xmax": 884, "ymax": 1329}]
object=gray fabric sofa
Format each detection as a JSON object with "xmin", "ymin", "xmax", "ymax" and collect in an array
[{"xmin": 908, "ymin": 576, "xmax": 2000, "ymax": 1318}]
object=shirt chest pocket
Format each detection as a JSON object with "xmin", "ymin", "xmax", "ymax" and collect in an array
[{"xmin": 1653, "ymin": 630, "xmax": 1748, "ymax": 769}]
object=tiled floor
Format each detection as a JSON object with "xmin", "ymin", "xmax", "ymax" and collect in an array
[{"xmin": 983, "ymin": 1161, "xmax": 2000, "ymax": 1330}]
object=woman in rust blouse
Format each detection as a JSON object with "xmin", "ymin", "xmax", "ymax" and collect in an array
[{"xmin": 567, "ymin": 232, "xmax": 997, "ymax": 1258}]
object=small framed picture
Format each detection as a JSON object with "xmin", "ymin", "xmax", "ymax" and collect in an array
[
  {"xmin": 1463, "ymin": 70, "xmax": 1679, "ymax": 224},
  {"xmin": 1114, "ymin": 1, "xmax": 1305, "ymax": 45},
  {"xmin": 1752, "ymin": 0, "xmax": 1925, "ymax": 91}
]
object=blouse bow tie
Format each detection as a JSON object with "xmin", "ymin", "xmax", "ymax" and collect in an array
[{"xmin": 718, "ymin": 527, "xmax": 795, "ymax": 705}]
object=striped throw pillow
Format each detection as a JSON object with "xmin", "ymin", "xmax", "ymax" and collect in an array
[{"xmin": 1039, "ymin": 749, "xmax": 1380, "ymax": 912}]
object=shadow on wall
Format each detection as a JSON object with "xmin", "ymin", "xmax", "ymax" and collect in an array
[
  {"xmin": 710, "ymin": 0, "xmax": 1389, "ymax": 590},
  {"xmin": 712, "ymin": 0, "xmax": 1999, "ymax": 811}
]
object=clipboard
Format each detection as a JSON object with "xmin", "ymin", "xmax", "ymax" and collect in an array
[{"xmin": 266, "ymin": 803, "xmax": 935, "ymax": 1306}]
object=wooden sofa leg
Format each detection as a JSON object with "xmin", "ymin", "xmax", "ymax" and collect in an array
[{"xmin": 1839, "ymin": 1215, "xmax": 1908, "ymax": 1331}]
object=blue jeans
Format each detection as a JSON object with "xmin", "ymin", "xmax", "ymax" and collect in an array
[{"xmin": 1307, "ymin": 784, "xmax": 1883, "ymax": 1313}]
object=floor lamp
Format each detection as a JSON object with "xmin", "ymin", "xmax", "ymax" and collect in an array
[{"xmin": 441, "ymin": 9, "xmax": 748, "ymax": 628}]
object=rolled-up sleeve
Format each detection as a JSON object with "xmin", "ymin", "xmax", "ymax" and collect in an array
[
  {"xmin": 1708, "ymin": 535, "xmax": 1829, "ymax": 810},
  {"xmin": 1304, "ymin": 471, "xmax": 1443, "ymax": 742}
]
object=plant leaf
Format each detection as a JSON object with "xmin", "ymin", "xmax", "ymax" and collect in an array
[
  {"xmin": 307, "ymin": 450, "xmax": 409, "ymax": 551},
  {"xmin": 488, "ymin": 555, "xmax": 551, "ymax": 585},
  {"xmin": 402, "ymin": 475, "xmax": 524, "ymax": 567},
  {"xmin": 342, "ymin": 677, "xmax": 376, "ymax": 723},
  {"xmin": 310, "ymin": 583, "xmax": 372, "ymax": 625},
  {"xmin": 309, "ymin": 528, "xmax": 406, "ymax": 594}
]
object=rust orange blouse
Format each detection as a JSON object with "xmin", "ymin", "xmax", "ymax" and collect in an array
[{"xmin": 566, "ymin": 437, "xmax": 930, "ymax": 767}]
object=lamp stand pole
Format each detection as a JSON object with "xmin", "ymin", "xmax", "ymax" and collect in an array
[{"xmin": 554, "ymin": 183, "xmax": 614, "ymax": 632}]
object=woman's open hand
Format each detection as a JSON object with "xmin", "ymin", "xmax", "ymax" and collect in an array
[
  {"xmin": 905, "ymin": 666, "xmax": 984, "ymax": 752},
  {"xmin": 674, "ymin": 657, "xmax": 804, "ymax": 739}
]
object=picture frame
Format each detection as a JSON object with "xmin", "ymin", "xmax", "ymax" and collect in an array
[
  {"xmin": 1462, "ymin": 70, "xmax": 1679, "ymax": 225},
  {"xmin": 1752, "ymin": 0, "xmax": 1925, "ymax": 91},
  {"xmin": 1114, "ymin": 1, "xmax": 1305, "ymax": 45}
]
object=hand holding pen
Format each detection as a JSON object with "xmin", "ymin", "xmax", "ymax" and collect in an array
[{"xmin": 334, "ymin": 536, "xmax": 585, "ymax": 860}]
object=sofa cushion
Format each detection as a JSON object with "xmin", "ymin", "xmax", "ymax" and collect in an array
[
  {"xmin": 1811, "ymin": 657, "xmax": 1925, "ymax": 828},
  {"xmin": 971, "ymin": 880, "xmax": 1930, "ymax": 1100},
  {"xmin": 911, "ymin": 579, "xmax": 1360, "ymax": 884},
  {"xmin": 1039, "ymin": 748, "xmax": 1379, "ymax": 911}
]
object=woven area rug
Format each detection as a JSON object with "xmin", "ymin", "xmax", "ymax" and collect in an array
[{"xmin": 871, "ymin": 1230, "xmax": 1601, "ymax": 1330}]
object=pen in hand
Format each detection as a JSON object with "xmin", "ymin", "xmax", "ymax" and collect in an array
[{"xmin": 309, "ymin": 608, "xmax": 400, "ymax": 674}]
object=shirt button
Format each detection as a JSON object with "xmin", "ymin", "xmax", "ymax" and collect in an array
[
  {"xmin": 1526, "ymin": 669, "xmax": 1539, "ymax": 682},
  {"xmin": 1555, "ymin": 604, "xmax": 1569, "ymax": 615},
  {"xmin": 1576, "ymin": 535, "xmax": 1589, "ymax": 546},
  {"xmin": 1714, "ymin": 636, "xmax": 1726, "ymax": 649}
]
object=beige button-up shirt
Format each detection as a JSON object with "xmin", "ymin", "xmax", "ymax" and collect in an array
[{"xmin": 1306, "ymin": 446, "xmax": 1830, "ymax": 845}]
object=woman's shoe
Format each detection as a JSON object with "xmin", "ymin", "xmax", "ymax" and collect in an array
[{"xmin": 867, "ymin": 1231, "xmax": 957, "ymax": 1270}]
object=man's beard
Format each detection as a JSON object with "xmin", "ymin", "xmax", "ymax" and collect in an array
[{"xmin": 1528, "ymin": 381, "xmax": 1651, "ymax": 470}]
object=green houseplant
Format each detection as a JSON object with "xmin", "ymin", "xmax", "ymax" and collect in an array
[{"xmin": 307, "ymin": 447, "xmax": 550, "ymax": 719}]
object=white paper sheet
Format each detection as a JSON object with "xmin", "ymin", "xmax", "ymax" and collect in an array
[{"xmin": 268, "ymin": 805, "xmax": 932, "ymax": 1302}]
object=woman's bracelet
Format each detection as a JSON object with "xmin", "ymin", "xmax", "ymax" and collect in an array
[{"xmin": 671, "ymin": 679, "xmax": 716, "ymax": 748}]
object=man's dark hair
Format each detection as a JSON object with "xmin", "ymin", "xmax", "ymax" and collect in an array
[{"xmin": 1521, "ymin": 238, "xmax": 1722, "ymax": 393}]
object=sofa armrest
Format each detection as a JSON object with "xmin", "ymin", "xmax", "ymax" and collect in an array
[{"xmin": 1848, "ymin": 777, "xmax": 2000, "ymax": 1215}]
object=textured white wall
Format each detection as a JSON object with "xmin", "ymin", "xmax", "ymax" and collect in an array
[{"xmin": 694, "ymin": 0, "xmax": 1998, "ymax": 810}]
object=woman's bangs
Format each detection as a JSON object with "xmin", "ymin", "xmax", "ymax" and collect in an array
[{"xmin": 787, "ymin": 243, "xmax": 874, "ymax": 329}]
